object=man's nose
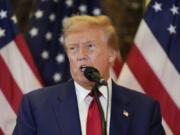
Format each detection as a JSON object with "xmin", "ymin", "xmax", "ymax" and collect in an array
[{"xmin": 77, "ymin": 47, "xmax": 87, "ymax": 60}]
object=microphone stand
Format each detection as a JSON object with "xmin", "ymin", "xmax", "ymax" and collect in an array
[{"xmin": 92, "ymin": 82, "xmax": 107, "ymax": 135}]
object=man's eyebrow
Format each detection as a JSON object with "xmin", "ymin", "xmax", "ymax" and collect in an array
[
  {"xmin": 67, "ymin": 40, "xmax": 95, "ymax": 45},
  {"xmin": 83, "ymin": 40, "xmax": 96, "ymax": 45},
  {"xmin": 86, "ymin": 40, "xmax": 95, "ymax": 44}
]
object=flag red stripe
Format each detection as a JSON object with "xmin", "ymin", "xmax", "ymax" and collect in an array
[
  {"xmin": 0, "ymin": 56, "xmax": 23, "ymax": 114},
  {"xmin": 0, "ymin": 128, "xmax": 4, "ymax": 135},
  {"xmin": 113, "ymin": 57, "xmax": 122, "ymax": 77},
  {"xmin": 14, "ymin": 34, "xmax": 43, "ymax": 86},
  {"xmin": 127, "ymin": 44, "xmax": 180, "ymax": 134}
]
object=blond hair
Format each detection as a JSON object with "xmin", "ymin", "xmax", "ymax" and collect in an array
[{"xmin": 63, "ymin": 15, "xmax": 119, "ymax": 50}]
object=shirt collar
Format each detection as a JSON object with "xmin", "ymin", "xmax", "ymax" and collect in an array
[
  {"xmin": 99, "ymin": 78, "xmax": 111, "ymax": 99},
  {"xmin": 74, "ymin": 81, "xmax": 90, "ymax": 104},
  {"xmin": 74, "ymin": 78, "xmax": 112, "ymax": 103}
]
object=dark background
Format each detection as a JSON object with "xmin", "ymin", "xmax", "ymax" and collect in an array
[{"xmin": 9, "ymin": 0, "xmax": 146, "ymax": 61}]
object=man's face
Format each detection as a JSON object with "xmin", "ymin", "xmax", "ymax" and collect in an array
[{"xmin": 65, "ymin": 27, "xmax": 116, "ymax": 90}]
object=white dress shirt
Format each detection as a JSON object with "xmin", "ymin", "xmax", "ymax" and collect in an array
[{"xmin": 74, "ymin": 79, "xmax": 112, "ymax": 135}]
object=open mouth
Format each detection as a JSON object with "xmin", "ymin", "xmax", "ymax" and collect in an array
[{"xmin": 80, "ymin": 65, "xmax": 87, "ymax": 72}]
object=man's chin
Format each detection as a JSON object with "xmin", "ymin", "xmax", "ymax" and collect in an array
[
  {"xmin": 76, "ymin": 79, "xmax": 95, "ymax": 89},
  {"xmin": 81, "ymin": 79, "xmax": 94, "ymax": 85}
]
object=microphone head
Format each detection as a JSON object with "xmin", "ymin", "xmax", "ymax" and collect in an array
[
  {"xmin": 84, "ymin": 66, "xmax": 99, "ymax": 82},
  {"xmin": 84, "ymin": 66, "xmax": 107, "ymax": 85}
]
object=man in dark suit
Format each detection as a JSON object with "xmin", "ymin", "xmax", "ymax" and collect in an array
[{"xmin": 13, "ymin": 15, "xmax": 166, "ymax": 135}]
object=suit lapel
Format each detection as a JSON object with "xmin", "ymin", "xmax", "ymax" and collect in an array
[
  {"xmin": 52, "ymin": 80, "xmax": 82, "ymax": 135},
  {"xmin": 110, "ymin": 81, "xmax": 133, "ymax": 135}
]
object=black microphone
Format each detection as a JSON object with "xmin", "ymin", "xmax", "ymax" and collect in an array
[{"xmin": 84, "ymin": 66, "xmax": 107, "ymax": 86}]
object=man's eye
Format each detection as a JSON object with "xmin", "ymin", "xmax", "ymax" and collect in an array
[
  {"xmin": 69, "ymin": 47, "xmax": 77, "ymax": 51},
  {"xmin": 87, "ymin": 43, "xmax": 95, "ymax": 49}
]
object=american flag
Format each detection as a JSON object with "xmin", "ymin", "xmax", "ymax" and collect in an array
[
  {"xmin": 0, "ymin": 0, "xmax": 42, "ymax": 134},
  {"xmin": 118, "ymin": 0, "xmax": 180, "ymax": 134},
  {"xmin": 25, "ymin": 0, "xmax": 114, "ymax": 86}
]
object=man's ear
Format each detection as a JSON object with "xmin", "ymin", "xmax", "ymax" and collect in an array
[{"xmin": 109, "ymin": 48, "xmax": 117, "ymax": 64}]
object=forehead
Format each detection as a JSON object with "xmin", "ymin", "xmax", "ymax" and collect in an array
[{"xmin": 65, "ymin": 27, "xmax": 106, "ymax": 45}]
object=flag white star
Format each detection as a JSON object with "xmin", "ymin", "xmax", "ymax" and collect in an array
[
  {"xmin": 0, "ymin": 27, "xmax": 5, "ymax": 38},
  {"xmin": 34, "ymin": 10, "xmax": 44, "ymax": 19},
  {"xmin": 62, "ymin": 17, "xmax": 68, "ymax": 24},
  {"xmin": 79, "ymin": 5, "xmax": 87, "ymax": 13},
  {"xmin": 170, "ymin": 4, "xmax": 179, "ymax": 15},
  {"xmin": 59, "ymin": 35, "xmax": 64, "ymax": 44},
  {"xmin": 65, "ymin": 0, "xmax": 73, "ymax": 7},
  {"xmin": 45, "ymin": 32, "xmax": 52, "ymax": 40},
  {"xmin": 53, "ymin": 73, "xmax": 62, "ymax": 82},
  {"xmin": 41, "ymin": 50, "xmax": 49, "ymax": 59},
  {"xmin": 167, "ymin": 24, "xmax": 176, "ymax": 34},
  {"xmin": 152, "ymin": 2, "xmax": 162, "ymax": 12},
  {"xmin": 49, "ymin": 13, "xmax": 56, "ymax": 22},
  {"xmin": 29, "ymin": 27, "xmax": 39, "ymax": 37},
  {"xmin": 56, "ymin": 54, "xmax": 65, "ymax": 63},
  {"xmin": 0, "ymin": 10, "xmax": 7, "ymax": 19},
  {"xmin": 93, "ymin": 8, "xmax": 101, "ymax": 16},
  {"xmin": 11, "ymin": 15, "xmax": 18, "ymax": 23}
]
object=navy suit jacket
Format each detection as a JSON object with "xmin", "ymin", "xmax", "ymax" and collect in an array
[{"xmin": 13, "ymin": 79, "xmax": 165, "ymax": 135}]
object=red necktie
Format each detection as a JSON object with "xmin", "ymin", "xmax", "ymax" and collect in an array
[{"xmin": 86, "ymin": 92, "xmax": 102, "ymax": 135}]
